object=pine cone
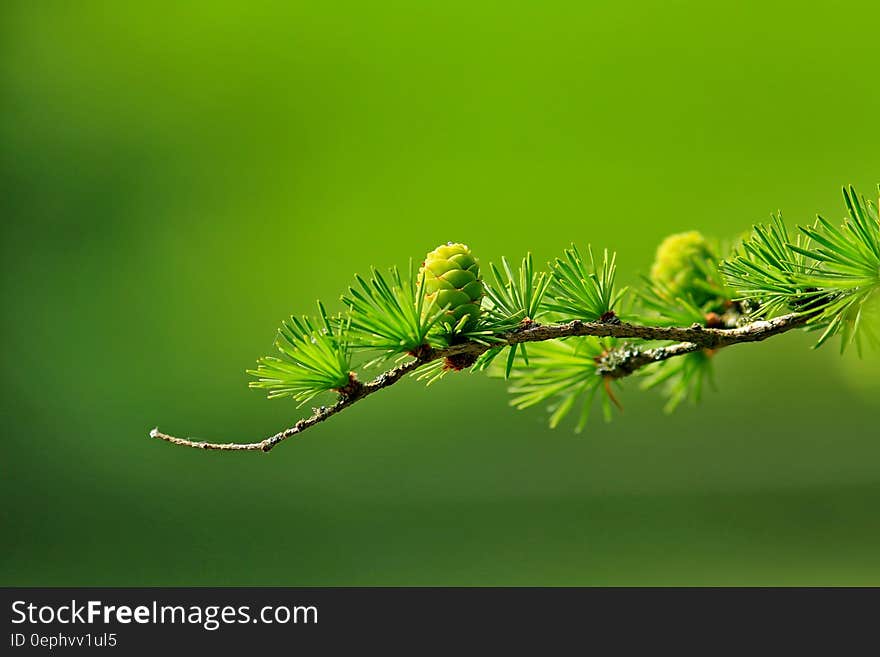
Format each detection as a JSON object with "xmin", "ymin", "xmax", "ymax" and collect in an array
[
  {"xmin": 650, "ymin": 231, "xmax": 715, "ymax": 305},
  {"xmin": 420, "ymin": 242, "xmax": 483, "ymax": 331}
]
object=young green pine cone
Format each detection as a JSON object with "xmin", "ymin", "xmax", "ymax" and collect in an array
[
  {"xmin": 650, "ymin": 231, "xmax": 715, "ymax": 305},
  {"xmin": 420, "ymin": 242, "xmax": 483, "ymax": 331}
]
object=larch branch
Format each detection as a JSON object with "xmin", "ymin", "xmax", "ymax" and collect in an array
[{"xmin": 149, "ymin": 312, "xmax": 808, "ymax": 452}]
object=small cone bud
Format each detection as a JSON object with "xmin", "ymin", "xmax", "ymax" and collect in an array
[
  {"xmin": 420, "ymin": 242, "xmax": 483, "ymax": 331},
  {"xmin": 650, "ymin": 231, "xmax": 715, "ymax": 305}
]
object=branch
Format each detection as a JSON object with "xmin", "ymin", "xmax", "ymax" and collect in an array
[
  {"xmin": 149, "ymin": 312, "xmax": 808, "ymax": 452},
  {"xmin": 596, "ymin": 312, "xmax": 810, "ymax": 377},
  {"xmin": 150, "ymin": 357, "xmax": 424, "ymax": 452}
]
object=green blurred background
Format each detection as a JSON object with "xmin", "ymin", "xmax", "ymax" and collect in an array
[{"xmin": 2, "ymin": 1, "xmax": 879, "ymax": 585}]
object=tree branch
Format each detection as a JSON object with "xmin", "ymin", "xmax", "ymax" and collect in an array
[{"xmin": 149, "ymin": 312, "xmax": 808, "ymax": 452}]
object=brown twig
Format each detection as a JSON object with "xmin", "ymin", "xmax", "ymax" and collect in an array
[{"xmin": 149, "ymin": 312, "xmax": 808, "ymax": 452}]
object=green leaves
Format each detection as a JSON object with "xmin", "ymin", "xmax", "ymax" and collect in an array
[
  {"xmin": 342, "ymin": 262, "xmax": 447, "ymax": 361},
  {"xmin": 543, "ymin": 245, "xmax": 626, "ymax": 321},
  {"xmin": 798, "ymin": 186, "xmax": 880, "ymax": 288},
  {"xmin": 248, "ymin": 302, "xmax": 352, "ymax": 406},
  {"xmin": 500, "ymin": 338, "xmax": 620, "ymax": 433},
  {"xmin": 794, "ymin": 186, "xmax": 880, "ymax": 351},
  {"xmin": 721, "ymin": 186, "xmax": 880, "ymax": 351},
  {"xmin": 635, "ymin": 275, "xmax": 710, "ymax": 327},
  {"xmin": 484, "ymin": 253, "xmax": 551, "ymax": 322},
  {"xmin": 474, "ymin": 253, "xmax": 552, "ymax": 377},
  {"xmin": 720, "ymin": 213, "xmax": 823, "ymax": 318}
]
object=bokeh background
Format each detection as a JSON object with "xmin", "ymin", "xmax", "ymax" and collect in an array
[{"xmin": 2, "ymin": 1, "xmax": 879, "ymax": 585}]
